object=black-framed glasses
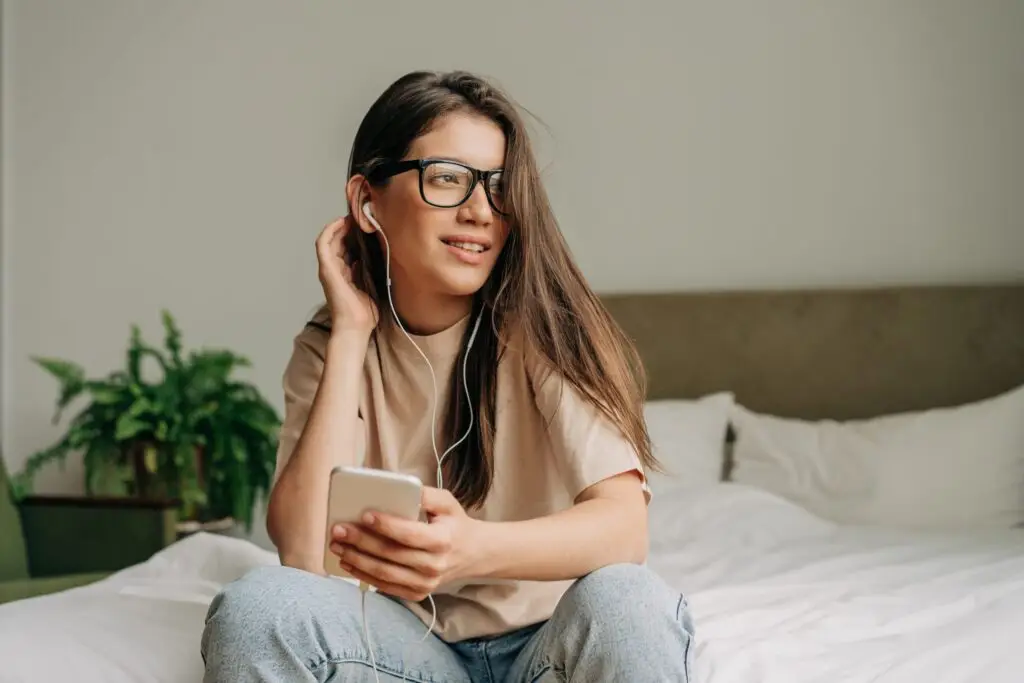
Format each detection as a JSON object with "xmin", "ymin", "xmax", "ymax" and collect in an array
[{"xmin": 370, "ymin": 158, "xmax": 507, "ymax": 215}]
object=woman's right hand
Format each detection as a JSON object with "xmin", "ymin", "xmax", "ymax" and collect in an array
[{"xmin": 316, "ymin": 216, "xmax": 378, "ymax": 335}]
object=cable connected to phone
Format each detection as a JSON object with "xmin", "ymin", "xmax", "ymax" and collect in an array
[
  {"xmin": 360, "ymin": 202, "xmax": 483, "ymax": 683},
  {"xmin": 379, "ymin": 229, "xmax": 481, "ymax": 483}
]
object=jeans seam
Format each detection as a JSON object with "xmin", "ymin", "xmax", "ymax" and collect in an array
[
  {"xmin": 480, "ymin": 640, "xmax": 496, "ymax": 683},
  {"xmin": 310, "ymin": 655, "xmax": 438, "ymax": 683},
  {"xmin": 528, "ymin": 663, "xmax": 562, "ymax": 683},
  {"xmin": 676, "ymin": 593, "xmax": 693, "ymax": 681}
]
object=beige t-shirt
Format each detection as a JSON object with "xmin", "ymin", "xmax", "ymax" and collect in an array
[{"xmin": 274, "ymin": 313, "xmax": 648, "ymax": 642}]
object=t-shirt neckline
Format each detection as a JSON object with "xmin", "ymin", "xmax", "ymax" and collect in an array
[{"xmin": 380, "ymin": 313, "xmax": 471, "ymax": 361}]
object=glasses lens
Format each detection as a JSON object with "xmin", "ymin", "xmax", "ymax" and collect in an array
[
  {"xmin": 486, "ymin": 171, "xmax": 506, "ymax": 213},
  {"xmin": 422, "ymin": 162, "xmax": 473, "ymax": 207}
]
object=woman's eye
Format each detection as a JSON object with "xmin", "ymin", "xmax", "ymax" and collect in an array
[{"xmin": 429, "ymin": 171, "xmax": 467, "ymax": 187}]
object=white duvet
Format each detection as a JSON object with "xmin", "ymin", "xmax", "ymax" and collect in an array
[
  {"xmin": 1, "ymin": 482, "xmax": 1022, "ymax": 682},
  {"xmin": 646, "ymin": 483, "xmax": 1024, "ymax": 682}
]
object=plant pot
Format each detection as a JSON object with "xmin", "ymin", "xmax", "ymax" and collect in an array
[{"xmin": 125, "ymin": 441, "xmax": 207, "ymax": 521}]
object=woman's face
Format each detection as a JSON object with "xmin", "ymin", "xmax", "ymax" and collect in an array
[{"xmin": 361, "ymin": 112, "xmax": 510, "ymax": 303}]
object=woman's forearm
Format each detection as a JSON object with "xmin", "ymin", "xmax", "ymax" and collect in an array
[
  {"xmin": 267, "ymin": 331, "xmax": 367, "ymax": 573},
  {"xmin": 467, "ymin": 490, "xmax": 648, "ymax": 582}
]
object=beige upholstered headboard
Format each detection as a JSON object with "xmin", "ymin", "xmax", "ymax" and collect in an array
[{"xmin": 602, "ymin": 283, "xmax": 1024, "ymax": 421}]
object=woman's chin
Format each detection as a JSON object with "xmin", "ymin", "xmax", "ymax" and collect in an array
[{"xmin": 436, "ymin": 267, "xmax": 494, "ymax": 298}]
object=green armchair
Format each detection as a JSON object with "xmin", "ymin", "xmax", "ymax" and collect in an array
[{"xmin": 0, "ymin": 455, "xmax": 180, "ymax": 604}]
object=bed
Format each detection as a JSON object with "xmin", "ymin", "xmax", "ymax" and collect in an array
[{"xmin": 1, "ymin": 283, "xmax": 1023, "ymax": 682}]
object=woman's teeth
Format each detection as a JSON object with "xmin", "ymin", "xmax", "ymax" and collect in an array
[{"xmin": 447, "ymin": 241, "xmax": 485, "ymax": 253}]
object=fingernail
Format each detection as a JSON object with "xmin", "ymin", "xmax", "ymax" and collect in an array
[
  {"xmin": 362, "ymin": 512, "xmax": 375, "ymax": 525},
  {"xmin": 334, "ymin": 526, "xmax": 347, "ymax": 539}
]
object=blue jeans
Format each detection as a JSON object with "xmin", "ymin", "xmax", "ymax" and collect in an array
[{"xmin": 201, "ymin": 563, "xmax": 694, "ymax": 682}]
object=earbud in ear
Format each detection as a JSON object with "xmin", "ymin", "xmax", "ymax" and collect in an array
[{"xmin": 362, "ymin": 202, "xmax": 382, "ymax": 233}]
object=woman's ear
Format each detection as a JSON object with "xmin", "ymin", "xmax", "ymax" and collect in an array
[{"xmin": 346, "ymin": 175, "xmax": 376, "ymax": 235}]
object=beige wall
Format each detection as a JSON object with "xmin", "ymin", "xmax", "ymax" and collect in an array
[{"xmin": 2, "ymin": 1, "xmax": 1022, "ymax": 546}]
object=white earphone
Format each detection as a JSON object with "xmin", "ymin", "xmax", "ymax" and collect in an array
[
  {"xmin": 362, "ymin": 200, "xmax": 380, "ymax": 230},
  {"xmin": 357, "ymin": 200, "xmax": 484, "ymax": 683}
]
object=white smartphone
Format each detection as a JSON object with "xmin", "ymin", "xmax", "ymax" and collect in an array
[{"xmin": 323, "ymin": 465, "xmax": 424, "ymax": 579}]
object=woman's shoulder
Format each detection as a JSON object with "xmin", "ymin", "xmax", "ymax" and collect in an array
[
  {"xmin": 304, "ymin": 304, "xmax": 333, "ymax": 336},
  {"xmin": 286, "ymin": 305, "xmax": 378, "ymax": 381},
  {"xmin": 289, "ymin": 306, "xmax": 332, "ymax": 362}
]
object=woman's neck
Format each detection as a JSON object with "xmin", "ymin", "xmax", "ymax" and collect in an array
[{"xmin": 388, "ymin": 281, "xmax": 473, "ymax": 336}]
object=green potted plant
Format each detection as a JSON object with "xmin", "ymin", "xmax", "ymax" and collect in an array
[{"xmin": 11, "ymin": 311, "xmax": 281, "ymax": 532}]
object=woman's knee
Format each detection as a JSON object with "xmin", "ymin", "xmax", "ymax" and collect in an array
[
  {"xmin": 562, "ymin": 563, "xmax": 674, "ymax": 621},
  {"xmin": 557, "ymin": 563, "xmax": 694, "ymax": 647},
  {"xmin": 549, "ymin": 564, "xmax": 695, "ymax": 679},
  {"xmin": 207, "ymin": 566, "xmax": 301, "ymax": 621},
  {"xmin": 202, "ymin": 565, "xmax": 326, "ymax": 656}
]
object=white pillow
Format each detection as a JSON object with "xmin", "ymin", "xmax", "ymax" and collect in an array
[
  {"xmin": 729, "ymin": 383, "xmax": 1024, "ymax": 530},
  {"xmin": 644, "ymin": 392, "xmax": 735, "ymax": 493}
]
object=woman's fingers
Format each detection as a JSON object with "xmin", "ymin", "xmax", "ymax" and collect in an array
[
  {"xmin": 331, "ymin": 545, "xmax": 438, "ymax": 601},
  {"xmin": 315, "ymin": 216, "xmax": 348, "ymax": 255},
  {"xmin": 315, "ymin": 214, "xmax": 377, "ymax": 332},
  {"xmin": 330, "ymin": 525, "xmax": 445, "ymax": 578},
  {"xmin": 360, "ymin": 512, "xmax": 451, "ymax": 553}
]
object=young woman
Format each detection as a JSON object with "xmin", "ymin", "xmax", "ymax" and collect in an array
[{"xmin": 201, "ymin": 70, "xmax": 694, "ymax": 682}]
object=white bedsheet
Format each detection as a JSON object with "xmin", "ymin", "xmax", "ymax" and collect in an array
[
  {"xmin": 0, "ymin": 533, "xmax": 278, "ymax": 683},
  {"xmin": 1, "ymin": 483, "xmax": 1022, "ymax": 682},
  {"xmin": 647, "ymin": 483, "xmax": 1024, "ymax": 683}
]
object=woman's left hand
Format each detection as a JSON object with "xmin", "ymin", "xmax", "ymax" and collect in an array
[{"xmin": 328, "ymin": 487, "xmax": 484, "ymax": 601}]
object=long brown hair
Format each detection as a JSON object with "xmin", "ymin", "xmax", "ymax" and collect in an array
[{"xmin": 322, "ymin": 70, "xmax": 656, "ymax": 508}]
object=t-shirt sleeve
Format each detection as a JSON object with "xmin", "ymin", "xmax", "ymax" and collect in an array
[
  {"xmin": 273, "ymin": 325, "xmax": 365, "ymax": 484},
  {"xmin": 528, "ymin": 357, "xmax": 651, "ymax": 504}
]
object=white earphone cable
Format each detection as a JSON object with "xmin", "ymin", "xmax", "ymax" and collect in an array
[{"xmin": 361, "ymin": 206, "xmax": 483, "ymax": 682}]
